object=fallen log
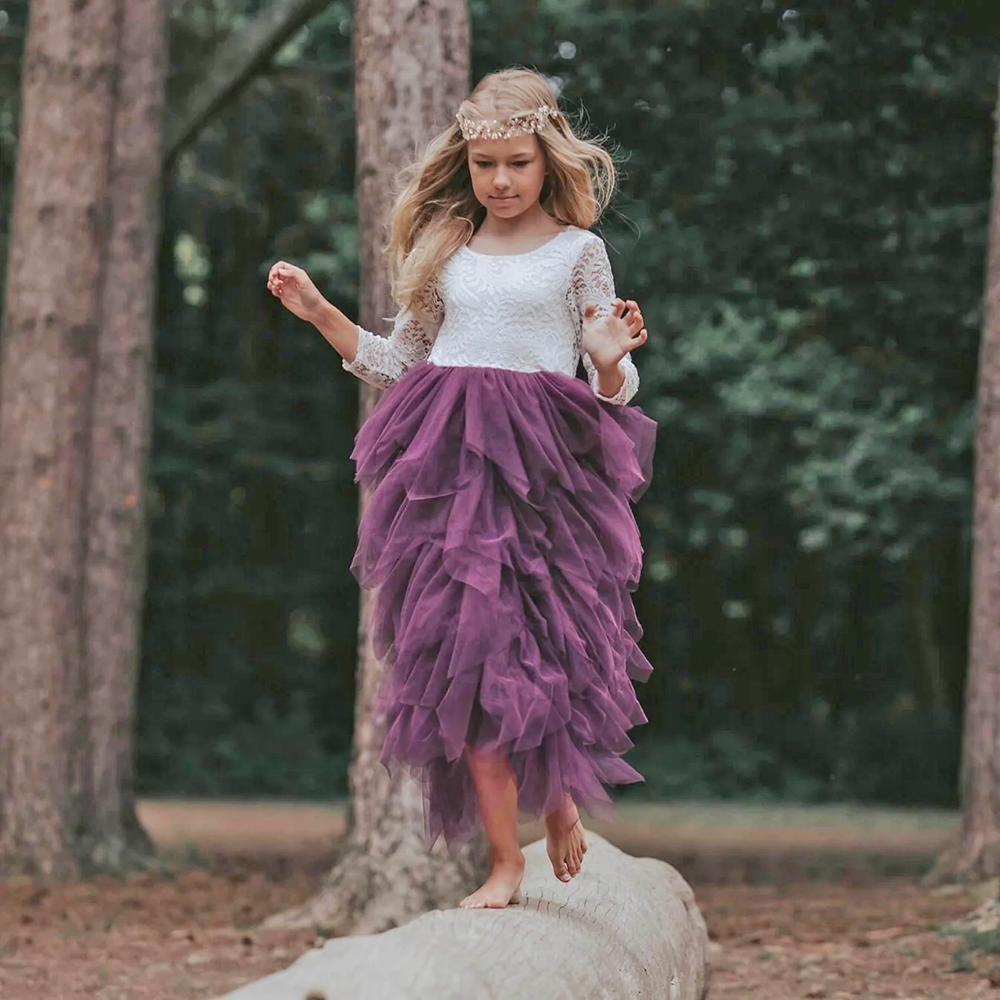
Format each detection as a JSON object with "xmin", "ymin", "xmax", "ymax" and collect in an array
[{"xmin": 216, "ymin": 831, "xmax": 710, "ymax": 1000}]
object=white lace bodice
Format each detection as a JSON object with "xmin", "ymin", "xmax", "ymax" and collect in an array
[{"xmin": 343, "ymin": 226, "xmax": 639, "ymax": 405}]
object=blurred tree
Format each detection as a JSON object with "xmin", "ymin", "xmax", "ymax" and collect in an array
[
  {"xmin": 926, "ymin": 76, "xmax": 1000, "ymax": 886},
  {"xmin": 0, "ymin": 0, "xmax": 166, "ymax": 876},
  {"xmin": 262, "ymin": 0, "xmax": 478, "ymax": 934},
  {"xmin": 163, "ymin": 0, "xmax": 330, "ymax": 163}
]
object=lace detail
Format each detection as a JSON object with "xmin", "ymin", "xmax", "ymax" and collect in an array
[
  {"xmin": 568, "ymin": 237, "xmax": 640, "ymax": 406},
  {"xmin": 342, "ymin": 227, "xmax": 639, "ymax": 405},
  {"xmin": 428, "ymin": 230, "xmax": 580, "ymax": 375},
  {"xmin": 342, "ymin": 282, "xmax": 444, "ymax": 389}
]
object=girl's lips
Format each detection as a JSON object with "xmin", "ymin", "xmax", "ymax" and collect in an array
[{"xmin": 491, "ymin": 195, "xmax": 517, "ymax": 201}]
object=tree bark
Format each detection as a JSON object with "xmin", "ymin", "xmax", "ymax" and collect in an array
[
  {"xmin": 0, "ymin": 0, "xmax": 166, "ymax": 877},
  {"xmin": 0, "ymin": 0, "xmax": 125, "ymax": 879},
  {"xmin": 925, "ymin": 77, "xmax": 1000, "ymax": 886},
  {"xmin": 264, "ymin": 0, "xmax": 475, "ymax": 935},
  {"xmin": 82, "ymin": 0, "xmax": 168, "ymax": 870}
]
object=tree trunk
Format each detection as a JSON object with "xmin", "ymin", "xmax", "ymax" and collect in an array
[
  {"xmin": 925, "ymin": 77, "xmax": 1000, "ymax": 886},
  {"xmin": 264, "ymin": 0, "xmax": 476, "ymax": 935},
  {"xmin": 0, "ymin": 0, "xmax": 125, "ymax": 879},
  {"xmin": 82, "ymin": 0, "xmax": 168, "ymax": 870},
  {"xmin": 0, "ymin": 0, "xmax": 166, "ymax": 877}
]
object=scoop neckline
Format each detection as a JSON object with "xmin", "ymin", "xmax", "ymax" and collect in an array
[{"xmin": 460, "ymin": 226, "xmax": 577, "ymax": 259}]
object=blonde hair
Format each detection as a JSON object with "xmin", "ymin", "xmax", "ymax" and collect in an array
[{"xmin": 386, "ymin": 68, "xmax": 618, "ymax": 322}]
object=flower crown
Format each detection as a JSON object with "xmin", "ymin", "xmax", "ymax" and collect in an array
[{"xmin": 455, "ymin": 104, "xmax": 561, "ymax": 142}]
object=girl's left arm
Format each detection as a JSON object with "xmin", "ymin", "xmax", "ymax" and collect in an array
[{"xmin": 569, "ymin": 237, "xmax": 640, "ymax": 406}]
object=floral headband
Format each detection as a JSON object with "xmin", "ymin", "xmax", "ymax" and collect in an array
[{"xmin": 455, "ymin": 104, "xmax": 561, "ymax": 142}]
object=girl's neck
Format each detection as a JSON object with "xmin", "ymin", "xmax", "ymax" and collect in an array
[{"xmin": 475, "ymin": 202, "xmax": 562, "ymax": 241}]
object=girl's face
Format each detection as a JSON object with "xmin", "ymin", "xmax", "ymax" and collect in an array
[{"xmin": 467, "ymin": 134, "xmax": 547, "ymax": 218}]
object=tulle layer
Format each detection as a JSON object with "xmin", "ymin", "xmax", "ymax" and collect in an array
[{"xmin": 349, "ymin": 361, "xmax": 657, "ymax": 851}]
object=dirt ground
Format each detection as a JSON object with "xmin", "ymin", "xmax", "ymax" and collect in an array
[{"xmin": 0, "ymin": 800, "xmax": 997, "ymax": 999}]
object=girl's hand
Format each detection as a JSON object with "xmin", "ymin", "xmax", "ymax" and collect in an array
[
  {"xmin": 267, "ymin": 260, "xmax": 325, "ymax": 324},
  {"xmin": 582, "ymin": 298, "xmax": 648, "ymax": 372}
]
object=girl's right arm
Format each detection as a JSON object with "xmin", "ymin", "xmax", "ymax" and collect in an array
[
  {"xmin": 268, "ymin": 259, "xmax": 359, "ymax": 357},
  {"xmin": 267, "ymin": 260, "xmax": 443, "ymax": 389}
]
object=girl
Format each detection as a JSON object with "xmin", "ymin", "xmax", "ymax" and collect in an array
[{"xmin": 267, "ymin": 68, "xmax": 656, "ymax": 910}]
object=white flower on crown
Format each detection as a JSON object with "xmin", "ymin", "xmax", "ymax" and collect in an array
[{"xmin": 456, "ymin": 104, "xmax": 562, "ymax": 142}]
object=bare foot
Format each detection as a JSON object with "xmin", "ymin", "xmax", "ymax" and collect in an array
[
  {"xmin": 459, "ymin": 854, "xmax": 525, "ymax": 909},
  {"xmin": 545, "ymin": 794, "xmax": 587, "ymax": 883}
]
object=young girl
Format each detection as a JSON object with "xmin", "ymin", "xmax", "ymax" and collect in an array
[{"xmin": 267, "ymin": 68, "xmax": 656, "ymax": 910}]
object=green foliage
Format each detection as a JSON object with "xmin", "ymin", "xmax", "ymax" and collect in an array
[
  {"xmin": 475, "ymin": 0, "xmax": 994, "ymax": 804},
  {"xmin": 141, "ymin": 687, "xmax": 350, "ymax": 797},
  {"xmin": 622, "ymin": 728, "xmax": 827, "ymax": 803},
  {"xmin": 950, "ymin": 927, "xmax": 1000, "ymax": 972},
  {"xmin": 622, "ymin": 698, "xmax": 960, "ymax": 807}
]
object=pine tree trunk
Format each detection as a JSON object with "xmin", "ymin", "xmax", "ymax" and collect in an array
[
  {"xmin": 82, "ymin": 0, "xmax": 167, "ymax": 870},
  {"xmin": 0, "ymin": 0, "xmax": 166, "ymax": 877},
  {"xmin": 0, "ymin": 0, "xmax": 125, "ymax": 879},
  {"xmin": 925, "ymin": 77, "xmax": 1000, "ymax": 886},
  {"xmin": 264, "ymin": 0, "xmax": 478, "ymax": 935}
]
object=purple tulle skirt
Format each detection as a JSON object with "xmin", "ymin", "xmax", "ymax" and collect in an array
[{"xmin": 349, "ymin": 360, "xmax": 657, "ymax": 851}]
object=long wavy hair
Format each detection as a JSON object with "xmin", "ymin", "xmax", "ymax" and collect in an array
[{"xmin": 386, "ymin": 68, "xmax": 618, "ymax": 322}]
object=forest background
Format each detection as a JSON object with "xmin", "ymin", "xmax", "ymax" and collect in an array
[{"xmin": 2, "ymin": 0, "xmax": 997, "ymax": 811}]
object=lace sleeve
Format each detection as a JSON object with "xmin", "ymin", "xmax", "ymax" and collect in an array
[
  {"xmin": 568, "ymin": 236, "xmax": 640, "ymax": 406},
  {"xmin": 342, "ymin": 281, "xmax": 444, "ymax": 389}
]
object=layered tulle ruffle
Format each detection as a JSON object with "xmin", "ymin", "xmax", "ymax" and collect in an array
[{"xmin": 349, "ymin": 361, "xmax": 657, "ymax": 851}]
